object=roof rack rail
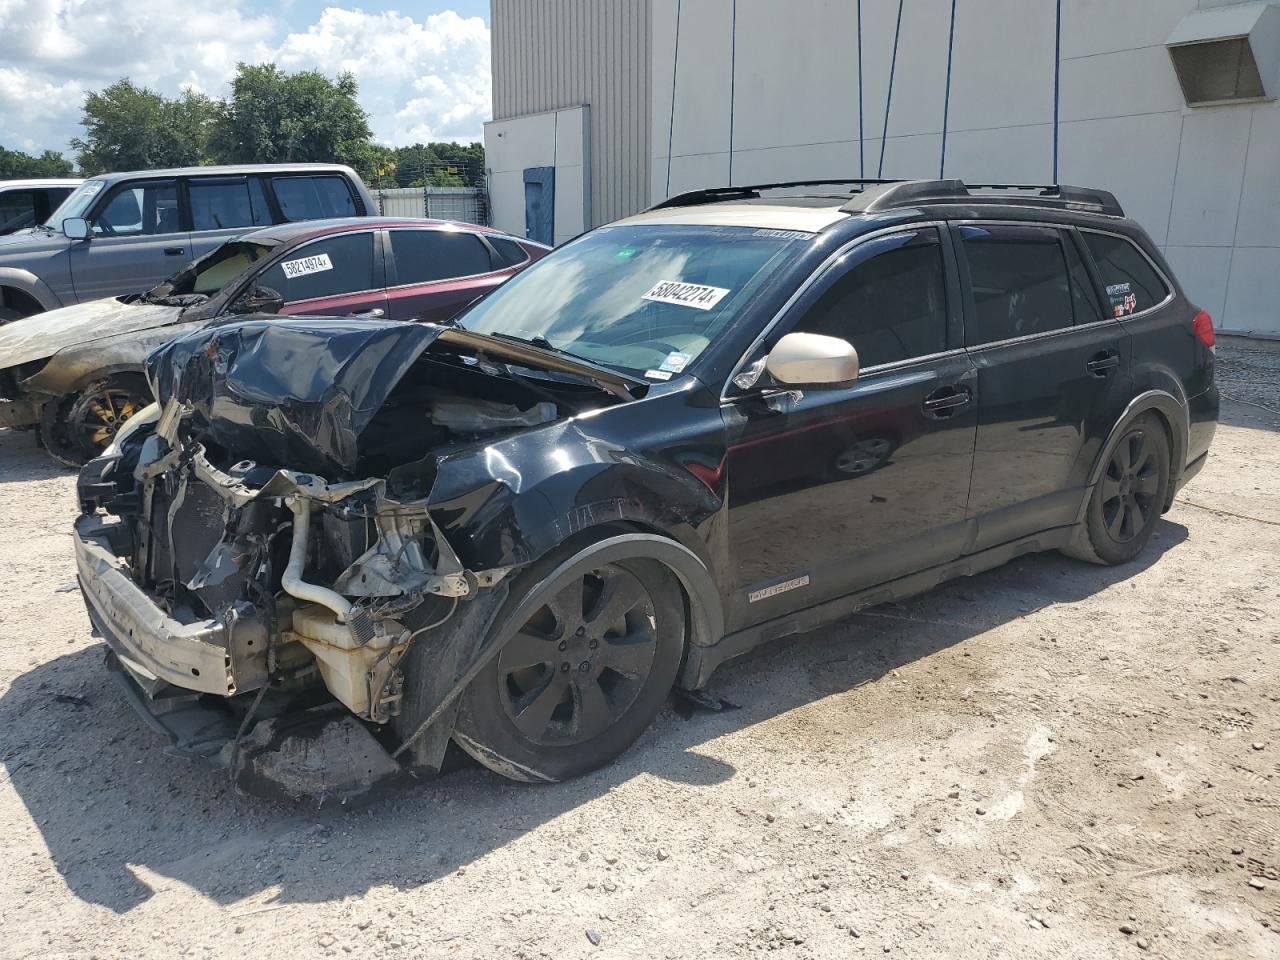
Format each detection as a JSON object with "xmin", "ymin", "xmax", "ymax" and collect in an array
[
  {"xmin": 842, "ymin": 179, "xmax": 1125, "ymax": 217},
  {"xmin": 646, "ymin": 178, "xmax": 904, "ymax": 211}
]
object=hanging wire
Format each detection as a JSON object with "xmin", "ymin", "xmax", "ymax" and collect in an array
[
  {"xmin": 857, "ymin": 0, "xmax": 865, "ymax": 178},
  {"xmin": 939, "ymin": 0, "xmax": 958, "ymax": 178},
  {"xmin": 665, "ymin": 0, "xmax": 683, "ymax": 198},
  {"xmin": 728, "ymin": 0, "xmax": 738, "ymax": 183},
  {"xmin": 878, "ymin": 0, "xmax": 906, "ymax": 178},
  {"xmin": 1053, "ymin": 0, "xmax": 1063, "ymax": 183}
]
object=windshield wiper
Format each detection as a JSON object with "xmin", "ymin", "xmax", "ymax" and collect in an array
[{"xmin": 484, "ymin": 331, "xmax": 562, "ymax": 354}]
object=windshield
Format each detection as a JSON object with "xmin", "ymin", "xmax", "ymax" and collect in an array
[
  {"xmin": 146, "ymin": 239, "xmax": 277, "ymax": 302},
  {"xmin": 45, "ymin": 179, "xmax": 105, "ymax": 231},
  {"xmin": 460, "ymin": 225, "xmax": 807, "ymax": 377}
]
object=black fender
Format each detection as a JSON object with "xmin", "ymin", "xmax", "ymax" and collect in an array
[
  {"xmin": 1076, "ymin": 388, "xmax": 1189, "ymax": 523},
  {"xmin": 392, "ymin": 533, "xmax": 725, "ymax": 764}
]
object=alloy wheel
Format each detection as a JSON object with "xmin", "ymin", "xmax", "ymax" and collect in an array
[
  {"xmin": 497, "ymin": 564, "xmax": 659, "ymax": 746},
  {"xmin": 1099, "ymin": 427, "xmax": 1160, "ymax": 543}
]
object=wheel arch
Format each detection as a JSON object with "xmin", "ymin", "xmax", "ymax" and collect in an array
[
  {"xmin": 0, "ymin": 269, "xmax": 60, "ymax": 315},
  {"xmin": 1081, "ymin": 389, "xmax": 1188, "ymax": 521}
]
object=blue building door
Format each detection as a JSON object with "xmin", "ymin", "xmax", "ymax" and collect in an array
[{"xmin": 523, "ymin": 166, "xmax": 555, "ymax": 245}]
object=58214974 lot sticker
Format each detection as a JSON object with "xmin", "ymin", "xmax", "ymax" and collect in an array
[{"xmin": 280, "ymin": 253, "xmax": 334, "ymax": 280}]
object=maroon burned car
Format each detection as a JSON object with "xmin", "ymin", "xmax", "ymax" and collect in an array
[{"xmin": 0, "ymin": 217, "xmax": 548, "ymax": 465}]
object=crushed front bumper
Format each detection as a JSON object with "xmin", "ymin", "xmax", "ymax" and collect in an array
[{"xmin": 73, "ymin": 514, "xmax": 268, "ymax": 697}]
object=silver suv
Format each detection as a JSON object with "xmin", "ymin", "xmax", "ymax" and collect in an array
[{"xmin": 0, "ymin": 164, "xmax": 375, "ymax": 323}]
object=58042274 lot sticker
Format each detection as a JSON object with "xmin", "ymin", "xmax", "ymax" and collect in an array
[
  {"xmin": 280, "ymin": 253, "xmax": 334, "ymax": 280},
  {"xmin": 642, "ymin": 280, "xmax": 730, "ymax": 311}
]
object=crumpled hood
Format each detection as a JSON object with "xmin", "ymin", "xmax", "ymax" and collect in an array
[
  {"xmin": 146, "ymin": 317, "xmax": 445, "ymax": 477},
  {"xmin": 0, "ymin": 297, "xmax": 183, "ymax": 369}
]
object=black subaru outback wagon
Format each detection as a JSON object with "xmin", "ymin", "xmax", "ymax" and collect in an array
[{"xmin": 75, "ymin": 179, "xmax": 1217, "ymax": 789}]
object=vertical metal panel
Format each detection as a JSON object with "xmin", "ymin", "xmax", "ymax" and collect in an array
[{"xmin": 491, "ymin": 0, "xmax": 652, "ymax": 225}]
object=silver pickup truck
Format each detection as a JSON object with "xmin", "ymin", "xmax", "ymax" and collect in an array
[{"xmin": 0, "ymin": 163, "xmax": 375, "ymax": 323}]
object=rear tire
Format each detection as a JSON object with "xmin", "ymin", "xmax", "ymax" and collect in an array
[
  {"xmin": 38, "ymin": 375, "xmax": 151, "ymax": 467},
  {"xmin": 1063, "ymin": 413, "xmax": 1171, "ymax": 565},
  {"xmin": 452, "ymin": 551, "xmax": 685, "ymax": 783}
]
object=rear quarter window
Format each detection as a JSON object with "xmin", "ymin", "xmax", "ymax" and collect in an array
[
  {"xmin": 271, "ymin": 176, "xmax": 359, "ymax": 221},
  {"xmin": 1080, "ymin": 232, "xmax": 1170, "ymax": 317},
  {"xmin": 488, "ymin": 236, "xmax": 530, "ymax": 268}
]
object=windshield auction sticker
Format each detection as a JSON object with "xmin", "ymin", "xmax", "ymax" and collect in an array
[
  {"xmin": 642, "ymin": 280, "xmax": 730, "ymax": 311},
  {"xmin": 280, "ymin": 253, "xmax": 334, "ymax": 280}
]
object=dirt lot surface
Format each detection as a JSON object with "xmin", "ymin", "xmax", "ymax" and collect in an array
[{"xmin": 1, "ymin": 340, "xmax": 1277, "ymax": 960}]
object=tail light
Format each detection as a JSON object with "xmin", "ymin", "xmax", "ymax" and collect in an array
[{"xmin": 1192, "ymin": 309, "xmax": 1215, "ymax": 351}]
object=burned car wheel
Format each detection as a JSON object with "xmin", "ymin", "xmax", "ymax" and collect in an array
[
  {"xmin": 39, "ymin": 375, "xmax": 150, "ymax": 467},
  {"xmin": 452, "ymin": 554, "xmax": 685, "ymax": 783}
]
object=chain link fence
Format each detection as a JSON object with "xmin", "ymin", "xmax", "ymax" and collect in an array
[{"xmin": 368, "ymin": 155, "xmax": 489, "ymax": 226}]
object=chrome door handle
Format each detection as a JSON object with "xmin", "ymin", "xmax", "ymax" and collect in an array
[
  {"xmin": 922, "ymin": 385, "xmax": 972, "ymax": 417},
  {"xmin": 354, "ymin": 308, "xmax": 385, "ymax": 319},
  {"xmin": 1086, "ymin": 351, "xmax": 1120, "ymax": 377}
]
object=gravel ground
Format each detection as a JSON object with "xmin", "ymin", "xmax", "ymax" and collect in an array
[{"xmin": 1, "ymin": 340, "xmax": 1277, "ymax": 960}]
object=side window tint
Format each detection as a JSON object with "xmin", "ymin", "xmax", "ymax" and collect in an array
[
  {"xmin": 247, "ymin": 178, "xmax": 274, "ymax": 225},
  {"xmin": 1080, "ymin": 232, "xmax": 1170, "ymax": 317},
  {"xmin": 189, "ymin": 179, "xmax": 257, "ymax": 231},
  {"xmin": 93, "ymin": 182, "xmax": 180, "ymax": 236},
  {"xmin": 0, "ymin": 191, "xmax": 38, "ymax": 231},
  {"xmin": 489, "ymin": 236, "xmax": 529, "ymax": 268},
  {"xmin": 791, "ymin": 229, "xmax": 947, "ymax": 369},
  {"xmin": 389, "ymin": 230, "xmax": 495, "ymax": 285},
  {"xmin": 256, "ymin": 233, "xmax": 376, "ymax": 303},
  {"xmin": 1064, "ymin": 232, "xmax": 1103, "ymax": 325},
  {"xmin": 271, "ymin": 176, "xmax": 358, "ymax": 221},
  {"xmin": 960, "ymin": 224, "xmax": 1073, "ymax": 345}
]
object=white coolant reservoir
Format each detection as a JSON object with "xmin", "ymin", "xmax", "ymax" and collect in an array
[{"xmin": 287, "ymin": 603, "xmax": 395, "ymax": 718}]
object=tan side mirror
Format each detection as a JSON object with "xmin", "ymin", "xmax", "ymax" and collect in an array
[{"xmin": 764, "ymin": 332, "xmax": 860, "ymax": 389}]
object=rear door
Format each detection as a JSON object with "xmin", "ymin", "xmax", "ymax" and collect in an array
[
  {"xmin": 721, "ymin": 225, "xmax": 978, "ymax": 631},
  {"xmin": 956, "ymin": 222, "xmax": 1133, "ymax": 552},
  {"xmin": 184, "ymin": 176, "xmax": 275, "ymax": 261},
  {"xmin": 69, "ymin": 179, "xmax": 189, "ymax": 299},
  {"xmin": 384, "ymin": 227, "xmax": 510, "ymax": 324},
  {"xmin": 254, "ymin": 230, "xmax": 388, "ymax": 318}
]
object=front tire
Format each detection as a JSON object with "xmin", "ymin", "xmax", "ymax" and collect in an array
[
  {"xmin": 38, "ymin": 375, "xmax": 151, "ymax": 467},
  {"xmin": 452, "ymin": 553, "xmax": 685, "ymax": 783},
  {"xmin": 1064, "ymin": 413, "xmax": 1171, "ymax": 565}
]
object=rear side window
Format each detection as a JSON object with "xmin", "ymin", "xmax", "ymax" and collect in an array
[
  {"xmin": 489, "ymin": 236, "xmax": 530, "ymax": 268},
  {"xmin": 271, "ymin": 176, "xmax": 358, "ymax": 221},
  {"xmin": 792, "ymin": 228, "xmax": 948, "ymax": 369},
  {"xmin": 189, "ymin": 178, "xmax": 272, "ymax": 231},
  {"xmin": 1080, "ymin": 232, "xmax": 1170, "ymax": 317},
  {"xmin": 960, "ymin": 224, "xmax": 1073, "ymax": 345},
  {"xmin": 389, "ymin": 229, "xmax": 494, "ymax": 285},
  {"xmin": 256, "ymin": 233, "xmax": 376, "ymax": 303}
]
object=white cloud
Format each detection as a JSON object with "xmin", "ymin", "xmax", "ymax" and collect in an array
[{"xmin": 0, "ymin": 1, "xmax": 490, "ymax": 157}]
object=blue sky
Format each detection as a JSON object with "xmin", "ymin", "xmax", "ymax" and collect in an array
[{"xmin": 1, "ymin": 2, "xmax": 494, "ymax": 157}]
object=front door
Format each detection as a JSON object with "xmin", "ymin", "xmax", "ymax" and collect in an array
[
  {"xmin": 69, "ymin": 179, "xmax": 188, "ymax": 300},
  {"xmin": 721, "ymin": 226, "xmax": 978, "ymax": 632},
  {"xmin": 252, "ymin": 230, "xmax": 389, "ymax": 319},
  {"xmin": 955, "ymin": 222, "xmax": 1133, "ymax": 552}
]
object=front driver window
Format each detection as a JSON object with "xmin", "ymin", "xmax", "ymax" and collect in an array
[
  {"xmin": 255, "ymin": 233, "xmax": 377, "ymax": 304},
  {"xmin": 93, "ymin": 182, "xmax": 180, "ymax": 236},
  {"xmin": 791, "ymin": 229, "xmax": 948, "ymax": 369}
]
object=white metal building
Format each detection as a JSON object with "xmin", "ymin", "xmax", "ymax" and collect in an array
[{"xmin": 485, "ymin": 0, "xmax": 1280, "ymax": 336}]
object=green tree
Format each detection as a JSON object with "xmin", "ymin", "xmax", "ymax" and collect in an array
[
  {"xmin": 210, "ymin": 64, "xmax": 373, "ymax": 172},
  {"xmin": 72, "ymin": 80, "xmax": 218, "ymax": 174},
  {"xmin": 0, "ymin": 146, "xmax": 75, "ymax": 178}
]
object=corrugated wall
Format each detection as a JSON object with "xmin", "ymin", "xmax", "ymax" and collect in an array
[{"xmin": 491, "ymin": 0, "xmax": 651, "ymax": 226}]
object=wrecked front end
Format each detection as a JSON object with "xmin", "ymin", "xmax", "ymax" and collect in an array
[{"xmin": 73, "ymin": 317, "xmax": 632, "ymax": 799}]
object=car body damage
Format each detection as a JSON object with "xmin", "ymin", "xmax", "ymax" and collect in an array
[{"xmin": 74, "ymin": 316, "xmax": 718, "ymax": 796}]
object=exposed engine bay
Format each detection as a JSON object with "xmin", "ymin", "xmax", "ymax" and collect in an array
[{"xmin": 73, "ymin": 317, "xmax": 641, "ymax": 795}]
